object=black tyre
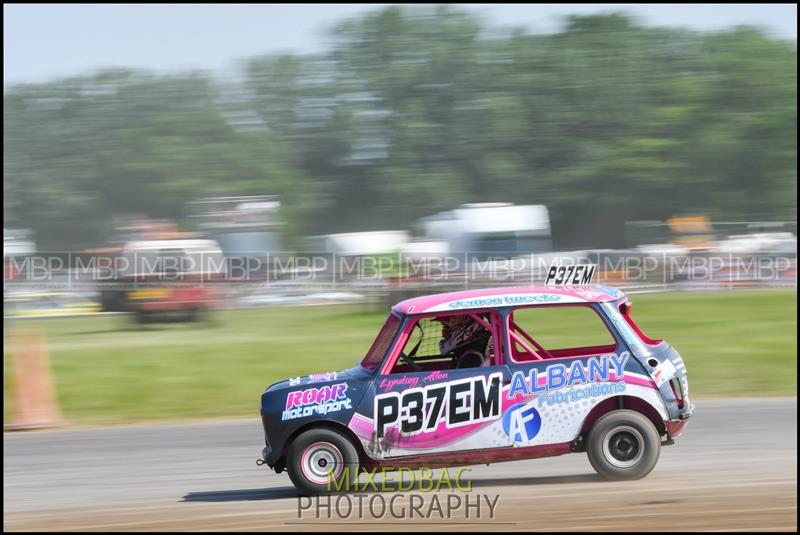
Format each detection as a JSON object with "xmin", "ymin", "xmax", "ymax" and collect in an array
[
  {"xmin": 586, "ymin": 409, "xmax": 661, "ymax": 481},
  {"xmin": 134, "ymin": 310, "xmax": 151, "ymax": 324},
  {"xmin": 286, "ymin": 428, "xmax": 360, "ymax": 495}
]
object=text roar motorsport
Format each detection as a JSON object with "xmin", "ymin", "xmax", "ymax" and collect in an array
[
  {"xmin": 374, "ymin": 353, "xmax": 629, "ymax": 438},
  {"xmin": 282, "ymin": 383, "xmax": 352, "ymax": 421}
]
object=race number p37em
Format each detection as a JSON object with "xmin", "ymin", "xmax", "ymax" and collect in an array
[{"xmin": 545, "ymin": 264, "xmax": 596, "ymax": 286}]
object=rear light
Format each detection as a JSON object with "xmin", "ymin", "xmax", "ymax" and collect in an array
[{"xmin": 670, "ymin": 377, "xmax": 685, "ymax": 409}]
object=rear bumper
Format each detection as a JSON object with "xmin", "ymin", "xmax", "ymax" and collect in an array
[
  {"xmin": 137, "ymin": 300, "xmax": 213, "ymax": 311},
  {"xmin": 664, "ymin": 403, "xmax": 693, "ymax": 439}
]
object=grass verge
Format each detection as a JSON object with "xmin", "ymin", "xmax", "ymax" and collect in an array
[{"xmin": 3, "ymin": 289, "xmax": 796, "ymax": 425}]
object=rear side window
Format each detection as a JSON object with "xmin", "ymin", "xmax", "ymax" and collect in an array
[
  {"xmin": 510, "ymin": 305, "xmax": 616, "ymax": 361},
  {"xmin": 619, "ymin": 301, "xmax": 662, "ymax": 345},
  {"xmin": 360, "ymin": 314, "xmax": 401, "ymax": 371}
]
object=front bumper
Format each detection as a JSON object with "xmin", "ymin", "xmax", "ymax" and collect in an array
[{"xmin": 260, "ymin": 411, "xmax": 284, "ymax": 468}]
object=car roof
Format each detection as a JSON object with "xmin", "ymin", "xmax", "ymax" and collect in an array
[
  {"xmin": 123, "ymin": 239, "xmax": 222, "ymax": 252},
  {"xmin": 392, "ymin": 284, "xmax": 626, "ymax": 315}
]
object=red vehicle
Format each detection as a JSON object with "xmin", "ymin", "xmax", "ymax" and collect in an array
[{"xmin": 99, "ymin": 239, "xmax": 225, "ymax": 322}]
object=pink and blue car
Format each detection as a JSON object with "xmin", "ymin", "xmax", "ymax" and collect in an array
[{"xmin": 258, "ymin": 284, "xmax": 693, "ymax": 494}]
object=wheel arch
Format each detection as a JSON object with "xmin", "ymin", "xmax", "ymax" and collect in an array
[
  {"xmin": 278, "ymin": 420, "xmax": 368, "ymax": 472},
  {"xmin": 580, "ymin": 395, "xmax": 666, "ymax": 437}
]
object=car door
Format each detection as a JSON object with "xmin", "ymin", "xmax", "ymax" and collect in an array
[
  {"xmin": 352, "ymin": 311, "xmax": 514, "ymax": 460},
  {"xmin": 503, "ymin": 303, "xmax": 639, "ymax": 447}
]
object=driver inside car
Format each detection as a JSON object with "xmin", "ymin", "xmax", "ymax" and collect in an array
[{"xmin": 436, "ymin": 315, "xmax": 493, "ymax": 369}]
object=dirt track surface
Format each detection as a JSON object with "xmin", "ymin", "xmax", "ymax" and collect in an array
[{"xmin": 4, "ymin": 398, "xmax": 797, "ymax": 531}]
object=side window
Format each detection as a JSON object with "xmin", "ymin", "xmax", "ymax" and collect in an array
[
  {"xmin": 155, "ymin": 248, "xmax": 189, "ymax": 275},
  {"xmin": 388, "ymin": 312, "xmax": 498, "ymax": 373},
  {"xmin": 618, "ymin": 301, "xmax": 662, "ymax": 346},
  {"xmin": 510, "ymin": 305, "xmax": 616, "ymax": 362}
]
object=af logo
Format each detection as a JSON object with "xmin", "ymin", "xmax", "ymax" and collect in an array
[{"xmin": 502, "ymin": 402, "xmax": 542, "ymax": 443}]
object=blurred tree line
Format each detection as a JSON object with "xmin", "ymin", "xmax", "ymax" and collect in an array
[{"xmin": 4, "ymin": 7, "xmax": 797, "ymax": 250}]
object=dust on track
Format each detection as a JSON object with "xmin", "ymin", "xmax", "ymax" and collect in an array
[{"xmin": 4, "ymin": 398, "xmax": 796, "ymax": 531}]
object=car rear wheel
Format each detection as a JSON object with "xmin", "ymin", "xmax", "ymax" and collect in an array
[
  {"xmin": 586, "ymin": 409, "xmax": 660, "ymax": 480},
  {"xmin": 287, "ymin": 428, "xmax": 359, "ymax": 495}
]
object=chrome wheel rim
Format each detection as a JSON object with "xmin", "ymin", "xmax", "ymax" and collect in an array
[
  {"xmin": 300, "ymin": 441, "xmax": 343, "ymax": 485},
  {"xmin": 602, "ymin": 425, "xmax": 644, "ymax": 468}
]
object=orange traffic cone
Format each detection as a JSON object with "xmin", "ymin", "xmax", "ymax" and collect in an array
[{"xmin": 5, "ymin": 324, "xmax": 66, "ymax": 430}]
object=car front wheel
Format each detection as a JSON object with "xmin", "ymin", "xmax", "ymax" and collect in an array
[
  {"xmin": 287, "ymin": 428, "xmax": 360, "ymax": 495},
  {"xmin": 586, "ymin": 409, "xmax": 661, "ymax": 481}
]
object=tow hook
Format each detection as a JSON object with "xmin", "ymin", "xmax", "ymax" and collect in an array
[
  {"xmin": 256, "ymin": 459, "xmax": 266, "ymax": 466},
  {"xmin": 570, "ymin": 435, "xmax": 586, "ymax": 452}
]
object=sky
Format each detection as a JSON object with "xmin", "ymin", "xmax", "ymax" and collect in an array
[{"xmin": 4, "ymin": 4, "xmax": 797, "ymax": 85}]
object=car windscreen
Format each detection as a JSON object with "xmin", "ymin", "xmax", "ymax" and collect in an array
[{"xmin": 360, "ymin": 313, "xmax": 402, "ymax": 371}]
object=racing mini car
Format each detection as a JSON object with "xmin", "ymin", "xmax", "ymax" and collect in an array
[{"xmin": 258, "ymin": 282, "xmax": 692, "ymax": 494}]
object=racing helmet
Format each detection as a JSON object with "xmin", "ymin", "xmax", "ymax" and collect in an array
[{"xmin": 436, "ymin": 314, "xmax": 492, "ymax": 367}]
